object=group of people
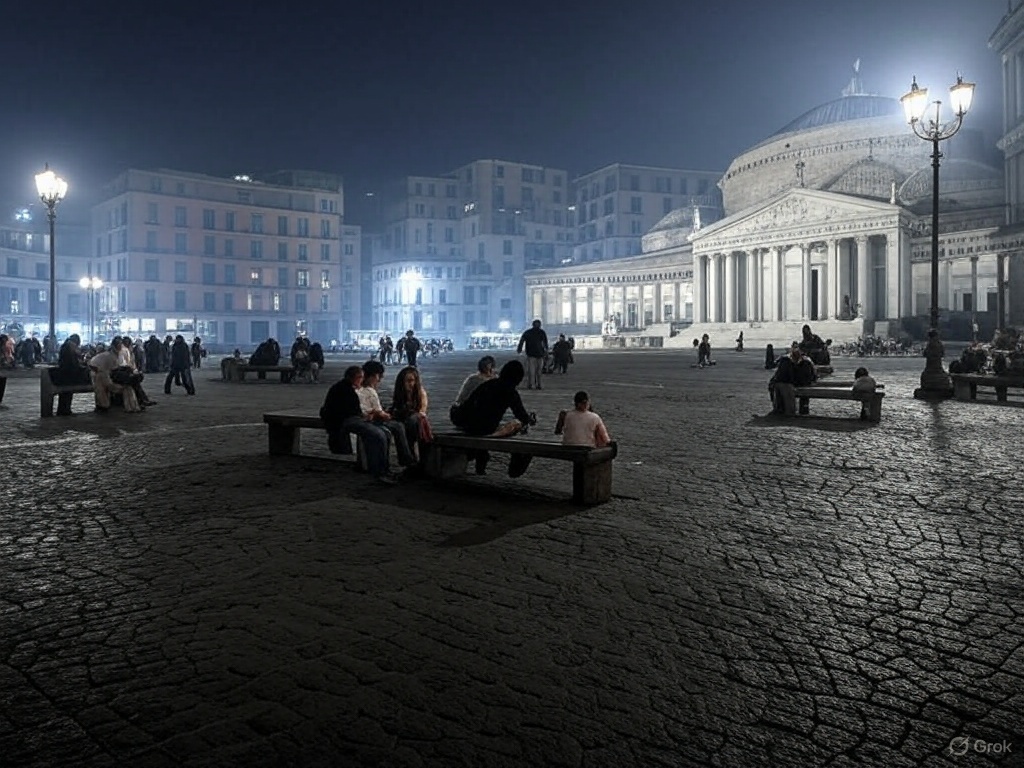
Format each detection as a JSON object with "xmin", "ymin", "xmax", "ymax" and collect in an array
[
  {"xmin": 375, "ymin": 331, "xmax": 451, "ymax": 367},
  {"xmin": 319, "ymin": 352, "xmax": 612, "ymax": 484},
  {"xmin": 0, "ymin": 334, "xmax": 44, "ymax": 369},
  {"xmin": 768, "ymin": 340, "xmax": 876, "ymax": 419},
  {"xmin": 245, "ymin": 336, "xmax": 326, "ymax": 383},
  {"xmin": 516, "ymin": 319, "xmax": 576, "ymax": 386}
]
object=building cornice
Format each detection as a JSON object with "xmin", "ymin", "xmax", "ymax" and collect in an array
[{"xmin": 989, "ymin": 7, "xmax": 1024, "ymax": 52}]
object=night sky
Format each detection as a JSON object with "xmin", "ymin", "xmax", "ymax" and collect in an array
[{"xmin": 0, "ymin": 0, "xmax": 1009, "ymax": 219}]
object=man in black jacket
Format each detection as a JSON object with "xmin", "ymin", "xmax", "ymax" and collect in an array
[
  {"xmin": 51, "ymin": 334, "xmax": 92, "ymax": 415},
  {"xmin": 769, "ymin": 342, "xmax": 817, "ymax": 415},
  {"xmin": 517, "ymin": 319, "xmax": 548, "ymax": 390},
  {"xmin": 164, "ymin": 335, "xmax": 196, "ymax": 395}
]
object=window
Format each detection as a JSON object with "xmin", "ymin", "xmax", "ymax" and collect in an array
[
  {"xmin": 463, "ymin": 286, "xmax": 475, "ymax": 304},
  {"xmin": 414, "ymin": 288, "xmax": 422, "ymax": 306},
  {"xmin": 276, "ymin": 267, "xmax": 287, "ymax": 286},
  {"xmin": 698, "ymin": 179, "xmax": 709, "ymax": 195},
  {"xmin": 343, "ymin": 243, "xmax": 354, "ymax": 255},
  {"xmin": 679, "ymin": 178, "xmax": 688, "ymax": 195},
  {"xmin": 251, "ymin": 214, "xmax": 263, "ymax": 234},
  {"xmin": 604, "ymin": 198, "xmax": 614, "ymax": 215},
  {"xmin": 204, "ymin": 235, "xmax": 215, "ymax": 255},
  {"xmin": 144, "ymin": 289, "xmax": 156, "ymax": 310},
  {"xmin": 150, "ymin": 176, "xmax": 162, "ymax": 192},
  {"xmin": 277, "ymin": 216, "xmax": 288, "ymax": 235},
  {"xmin": 277, "ymin": 242, "xmax": 288, "ymax": 261},
  {"xmin": 502, "ymin": 239, "xmax": 513, "ymax": 255},
  {"xmin": 414, "ymin": 182, "xmax": 423, "ymax": 195},
  {"xmin": 464, "ymin": 310, "xmax": 474, "ymax": 326},
  {"xmin": 272, "ymin": 292, "xmax": 282, "ymax": 311},
  {"xmin": 320, "ymin": 293, "xmax": 329, "ymax": 312},
  {"xmin": 251, "ymin": 241, "xmax": 263, "ymax": 259},
  {"xmin": 521, "ymin": 168, "xmax": 534, "ymax": 182},
  {"xmin": 297, "ymin": 269, "xmax": 310, "ymax": 287},
  {"xmin": 224, "ymin": 239, "xmax": 234, "ymax": 257},
  {"xmin": 479, "ymin": 287, "xmax": 490, "ymax": 305},
  {"xmin": 343, "ymin": 266, "xmax": 353, "ymax": 285},
  {"xmin": 477, "ymin": 243, "xmax": 485, "ymax": 258},
  {"xmin": 438, "ymin": 311, "xmax": 447, "ymax": 329},
  {"xmin": 174, "ymin": 262, "xmax": 187, "ymax": 282},
  {"xmin": 630, "ymin": 197, "xmax": 642, "ymax": 214},
  {"xmin": 247, "ymin": 292, "xmax": 262, "ymax": 311},
  {"xmin": 225, "ymin": 211, "xmax": 235, "ymax": 231},
  {"xmin": 320, "ymin": 219, "xmax": 331, "ymax": 238},
  {"xmin": 629, "ymin": 175, "xmax": 640, "ymax": 191},
  {"xmin": 203, "ymin": 292, "xmax": 215, "ymax": 311},
  {"xmin": 203, "ymin": 209, "xmax": 215, "ymax": 229},
  {"xmin": 503, "ymin": 260, "xmax": 513, "ymax": 277},
  {"xmin": 500, "ymin": 298, "xmax": 511, "ymax": 311},
  {"xmin": 223, "ymin": 321, "xmax": 236, "ymax": 342},
  {"xmin": 663, "ymin": 197, "xmax": 673, "ymax": 215},
  {"xmin": 146, "ymin": 231, "xmax": 158, "ymax": 251},
  {"xmin": 553, "ymin": 190, "xmax": 561, "ymax": 204},
  {"xmin": 144, "ymin": 259, "xmax": 159, "ymax": 281},
  {"xmin": 439, "ymin": 289, "xmax": 447, "ymax": 305},
  {"xmin": 174, "ymin": 290, "xmax": 186, "ymax": 311},
  {"xmin": 202, "ymin": 263, "xmax": 215, "ymax": 284},
  {"xmin": 295, "ymin": 293, "xmax": 307, "ymax": 312},
  {"xmin": 320, "ymin": 269, "xmax": 330, "ymax": 289},
  {"xmin": 174, "ymin": 206, "xmax": 187, "ymax": 226},
  {"xmin": 447, "ymin": 205, "xmax": 457, "ymax": 219},
  {"xmin": 320, "ymin": 243, "xmax": 331, "ymax": 261},
  {"xmin": 175, "ymin": 233, "xmax": 187, "ymax": 254},
  {"xmin": 297, "ymin": 218, "xmax": 309, "ymax": 237},
  {"xmin": 146, "ymin": 202, "xmax": 159, "ymax": 224},
  {"xmin": 224, "ymin": 293, "xmax": 234, "ymax": 311},
  {"xmin": 224, "ymin": 265, "xmax": 236, "ymax": 284},
  {"xmin": 522, "ymin": 187, "xmax": 533, "ymax": 205},
  {"xmin": 250, "ymin": 268, "xmax": 262, "ymax": 285},
  {"xmin": 444, "ymin": 227, "xmax": 454, "ymax": 243}
]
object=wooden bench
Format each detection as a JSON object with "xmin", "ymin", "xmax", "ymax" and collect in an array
[
  {"xmin": 40, "ymin": 367, "xmax": 95, "ymax": 417},
  {"xmin": 427, "ymin": 432, "xmax": 618, "ymax": 505},
  {"xmin": 951, "ymin": 373, "xmax": 1024, "ymax": 403},
  {"xmin": 230, "ymin": 364, "xmax": 295, "ymax": 383},
  {"xmin": 262, "ymin": 411, "xmax": 368, "ymax": 468},
  {"xmin": 790, "ymin": 385, "xmax": 884, "ymax": 422}
]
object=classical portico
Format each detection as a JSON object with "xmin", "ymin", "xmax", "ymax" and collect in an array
[{"xmin": 690, "ymin": 188, "xmax": 913, "ymax": 331}]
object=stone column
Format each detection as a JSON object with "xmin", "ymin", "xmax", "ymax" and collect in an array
[
  {"xmin": 774, "ymin": 247, "xmax": 784, "ymax": 321},
  {"xmin": 970, "ymin": 255, "xmax": 979, "ymax": 315},
  {"xmin": 569, "ymin": 287, "xmax": 577, "ymax": 324},
  {"xmin": 940, "ymin": 259, "xmax": 952, "ymax": 310},
  {"xmin": 708, "ymin": 254, "xmax": 719, "ymax": 323},
  {"xmin": 638, "ymin": 283, "xmax": 646, "ymax": 327},
  {"xmin": 603, "ymin": 285, "xmax": 610, "ymax": 323},
  {"xmin": 749, "ymin": 252, "xmax": 757, "ymax": 321},
  {"xmin": 540, "ymin": 287, "xmax": 549, "ymax": 321},
  {"xmin": 829, "ymin": 239, "xmax": 840, "ymax": 319},
  {"xmin": 856, "ymin": 236, "xmax": 870, "ymax": 320},
  {"xmin": 801, "ymin": 244, "xmax": 812, "ymax": 320},
  {"xmin": 673, "ymin": 281, "xmax": 682, "ymax": 322},
  {"xmin": 724, "ymin": 252, "xmax": 736, "ymax": 323},
  {"xmin": 654, "ymin": 282, "xmax": 663, "ymax": 323},
  {"xmin": 884, "ymin": 230, "xmax": 900, "ymax": 319},
  {"xmin": 585, "ymin": 287, "xmax": 594, "ymax": 324},
  {"xmin": 900, "ymin": 228, "xmax": 913, "ymax": 317},
  {"xmin": 692, "ymin": 256, "xmax": 704, "ymax": 323}
]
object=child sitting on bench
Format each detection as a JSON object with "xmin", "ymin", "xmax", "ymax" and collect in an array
[{"xmin": 852, "ymin": 367, "xmax": 877, "ymax": 421}]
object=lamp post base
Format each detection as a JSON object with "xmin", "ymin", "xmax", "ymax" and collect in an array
[{"xmin": 913, "ymin": 329, "xmax": 954, "ymax": 400}]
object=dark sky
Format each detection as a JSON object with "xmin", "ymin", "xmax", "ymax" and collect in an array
[{"xmin": 0, "ymin": 0, "xmax": 1009, "ymax": 220}]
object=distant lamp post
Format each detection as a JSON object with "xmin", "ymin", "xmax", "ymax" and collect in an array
[
  {"xmin": 78, "ymin": 276, "xmax": 103, "ymax": 344},
  {"xmin": 900, "ymin": 74, "xmax": 975, "ymax": 399},
  {"xmin": 35, "ymin": 164, "xmax": 68, "ymax": 360}
]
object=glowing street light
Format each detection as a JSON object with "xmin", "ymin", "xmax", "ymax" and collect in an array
[
  {"xmin": 35, "ymin": 164, "xmax": 68, "ymax": 360},
  {"xmin": 79, "ymin": 276, "xmax": 103, "ymax": 344},
  {"xmin": 900, "ymin": 74, "xmax": 975, "ymax": 399}
]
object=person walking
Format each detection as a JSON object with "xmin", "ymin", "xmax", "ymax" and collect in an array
[
  {"xmin": 164, "ymin": 335, "xmax": 196, "ymax": 395},
  {"xmin": 517, "ymin": 319, "xmax": 548, "ymax": 390},
  {"xmin": 403, "ymin": 330, "xmax": 422, "ymax": 367}
]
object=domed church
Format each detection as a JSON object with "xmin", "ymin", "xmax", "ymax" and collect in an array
[{"xmin": 526, "ymin": 52, "xmax": 1020, "ymax": 346}]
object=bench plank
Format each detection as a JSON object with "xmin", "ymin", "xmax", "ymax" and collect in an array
[
  {"xmin": 40, "ymin": 367, "xmax": 95, "ymax": 417},
  {"xmin": 791, "ymin": 387, "xmax": 884, "ymax": 422},
  {"xmin": 951, "ymin": 374, "xmax": 1024, "ymax": 403}
]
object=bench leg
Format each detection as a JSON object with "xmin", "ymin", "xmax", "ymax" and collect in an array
[
  {"xmin": 953, "ymin": 379, "xmax": 971, "ymax": 401},
  {"xmin": 573, "ymin": 461, "xmax": 613, "ymax": 505},
  {"xmin": 426, "ymin": 446, "xmax": 469, "ymax": 480},
  {"xmin": 354, "ymin": 435, "xmax": 369, "ymax": 472},
  {"xmin": 970, "ymin": 383, "xmax": 977, "ymax": 400},
  {"xmin": 997, "ymin": 387, "xmax": 1008, "ymax": 402},
  {"xmin": 867, "ymin": 396, "xmax": 882, "ymax": 423},
  {"xmin": 268, "ymin": 424, "xmax": 300, "ymax": 455}
]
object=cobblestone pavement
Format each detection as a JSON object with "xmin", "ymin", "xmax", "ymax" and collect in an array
[{"xmin": 1, "ymin": 350, "xmax": 1021, "ymax": 768}]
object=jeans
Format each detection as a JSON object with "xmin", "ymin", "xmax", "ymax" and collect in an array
[
  {"xmin": 165, "ymin": 367, "xmax": 195, "ymax": 395},
  {"xmin": 341, "ymin": 416, "xmax": 390, "ymax": 477},
  {"xmin": 526, "ymin": 356, "xmax": 543, "ymax": 389},
  {"xmin": 381, "ymin": 418, "xmax": 417, "ymax": 466}
]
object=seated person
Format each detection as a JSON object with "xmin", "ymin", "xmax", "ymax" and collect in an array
[
  {"xmin": 556, "ymin": 391, "xmax": 612, "ymax": 448},
  {"xmin": 450, "ymin": 359, "xmax": 537, "ymax": 476},
  {"xmin": 852, "ymin": 366, "xmax": 877, "ymax": 420},
  {"xmin": 88, "ymin": 338, "xmax": 142, "ymax": 413},
  {"xmin": 359, "ymin": 361, "xmax": 417, "ymax": 468},
  {"xmin": 309, "ymin": 342, "xmax": 325, "ymax": 382},
  {"xmin": 697, "ymin": 334, "xmax": 714, "ymax": 367},
  {"xmin": 319, "ymin": 365, "xmax": 394, "ymax": 484},
  {"xmin": 764, "ymin": 344, "xmax": 777, "ymax": 370},
  {"xmin": 114, "ymin": 334, "xmax": 156, "ymax": 407},
  {"xmin": 454, "ymin": 356, "xmax": 497, "ymax": 407},
  {"xmin": 388, "ymin": 366, "xmax": 430, "ymax": 467},
  {"xmin": 799, "ymin": 324, "xmax": 831, "ymax": 366},
  {"xmin": 769, "ymin": 342, "xmax": 817, "ymax": 415},
  {"xmin": 51, "ymin": 334, "xmax": 93, "ymax": 416}
]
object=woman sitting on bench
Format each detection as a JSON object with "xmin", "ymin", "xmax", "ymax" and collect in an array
[{"xmin": 450, "ymin": 360, "xmax": 537, "ymax": 476}]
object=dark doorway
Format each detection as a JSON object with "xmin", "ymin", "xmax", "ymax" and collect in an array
[{"xmin": 810, "ymin": 269, "xmax": 820, "ymax": 320}]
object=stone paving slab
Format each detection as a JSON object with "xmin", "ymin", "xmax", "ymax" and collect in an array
[{"xmin": 0, "ymin": 351, "xmax": 1022, "ymax": 767}]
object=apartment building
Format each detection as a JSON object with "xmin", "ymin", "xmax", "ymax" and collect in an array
[
  {"xmin": 572, "ymin": 163, "xmax": 724, "ymax": 262},
  {"xmin": 91, "ymin": 169, "xmax": 354, "ymax": 349},
  {"xmin": 368, "ymin": 160, "xmax": 575, "ymax": 339},
  {"xmin": 0, "ymin": 204, "xmax": 90, "ymax": 339}
]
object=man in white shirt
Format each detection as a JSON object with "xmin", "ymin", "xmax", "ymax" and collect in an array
[
  {"xmin": 557, "ymin": 391, "xmax": 611, "ymax": 448},
  {"xmin": 454, "ymin": 355, "xmax": 497, "ymax": 407},
  {"xmin": 359, "ymin": 361, "xmax": 415, "ymax": 466}
]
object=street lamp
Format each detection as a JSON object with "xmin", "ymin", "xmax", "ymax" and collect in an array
[
  {"xmin": 78, "ymin": 276, "xmax": 103, "ymax": 344},
  {"xmin": 35, "ymin": 164, "xmax": 68, "ymax": 361},
  {"xmin": 900, "ymin": 74, "xmax": 975, "ymax": 399}
]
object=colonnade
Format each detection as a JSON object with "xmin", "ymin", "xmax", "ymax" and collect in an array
[
  {"xmin": 529, "ymin": 279, "xmax": 692, "ymax": 329},
  {"xmin": 692, "ymin": 230, "xmax": 912, "ymax": 324}
]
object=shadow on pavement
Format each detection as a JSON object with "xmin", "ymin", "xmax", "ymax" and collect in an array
[{"xmin": 747, "ymin": 413, "xmax": 877, "ymax": 432}]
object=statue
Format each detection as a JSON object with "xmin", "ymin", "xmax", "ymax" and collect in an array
[
  {"xmin": 841, "ymin": 58, "xmax": 864, "ymax": 97},
  {"xmin": 914, "ymin": 328, "xmax": 953, "ymax": 398}
]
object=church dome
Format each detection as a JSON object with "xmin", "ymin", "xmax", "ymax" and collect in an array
[{"xmin": 763, "ymin": 94, "xmax": 902, "ymax": 144}]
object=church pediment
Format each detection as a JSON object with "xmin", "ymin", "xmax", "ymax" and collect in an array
[{"xmin": 691, "ymin": 188, "xmax": 902, "ymax": 251}]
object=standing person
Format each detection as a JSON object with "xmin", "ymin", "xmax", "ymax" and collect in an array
[
  {"xmin": 164, "ymin": 335, "xmax": 195, "ymax": 395},
  {"xmin": 319, "ymin": 365, "xmax": 394, "ymax": 484},
  {"xmin": 403, "ymin": 330, "xmax": 422, "ymax": 367},
  {"xmin": 191, "ymin": 337, "xmax": 204, "ymax": 368},
  {"xmin": 517, "ymin": 319, "xmax": 548, "ymax": 390},
  {"xmin": 735, "ymin": 331, "xmax": 744, "ymax": 352},
  {"xmin": 551, "ymin": 334, "xmax": 573, "ymax": 374}
]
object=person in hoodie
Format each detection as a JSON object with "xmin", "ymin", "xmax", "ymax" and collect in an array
[{"xmin": 164, "ymin": 335, "xmax": 195, "ymax": 395}]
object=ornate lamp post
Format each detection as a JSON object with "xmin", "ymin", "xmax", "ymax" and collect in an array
[
  {"xmin": 35, "ymin": 164, "xmax": 68, "ymax": 361},
  {"xmin": 901, "ymin": 74, "xmax": 975, "ymax": 399},
  {"xmin": 78, "ymin": 276, "xmax": 103, "ymax": 344}
]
